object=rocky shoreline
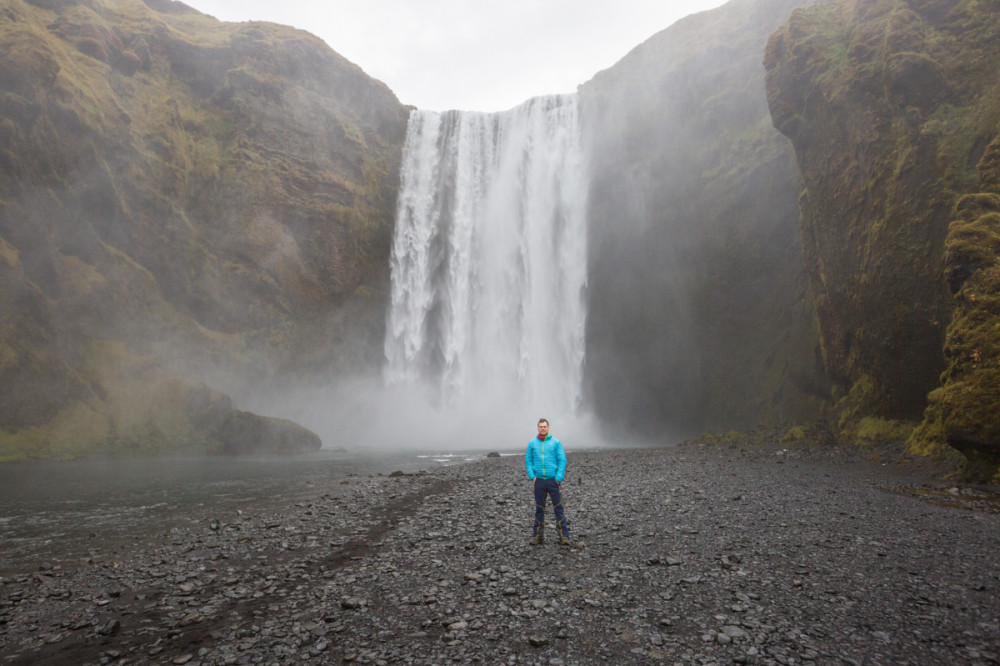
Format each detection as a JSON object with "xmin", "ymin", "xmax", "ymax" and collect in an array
[{"xmin": 1, "ymin": 441, "xmax": 998, "ymax": 665}]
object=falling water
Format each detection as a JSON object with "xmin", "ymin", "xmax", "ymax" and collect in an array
[{"xmin": 385, "ymin": 95, "xmax": 588, "ymax": 422}]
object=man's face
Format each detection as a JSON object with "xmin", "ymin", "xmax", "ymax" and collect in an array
[{"xmin": 537, "ymin": 421, "xmax": 549, "ymax": 437}]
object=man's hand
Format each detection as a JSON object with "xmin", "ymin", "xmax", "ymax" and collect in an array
[{"xmin": 531, "ymin": 477, "xmax": 536, "ymax": 485}]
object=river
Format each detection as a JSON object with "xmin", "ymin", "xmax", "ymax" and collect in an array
[{"xmin": 0, "ymin": 449, "xmax": 496, "ymax": 576}]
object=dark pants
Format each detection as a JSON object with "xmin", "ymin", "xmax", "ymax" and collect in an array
[{"xmin": 532, "ymin": 478, "xmax": 569, "ymax": 538}]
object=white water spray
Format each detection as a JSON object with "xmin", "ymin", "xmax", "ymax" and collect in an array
[{"xmin": 385, "ymin": 95, "xmax": 589, "ymax": 433}]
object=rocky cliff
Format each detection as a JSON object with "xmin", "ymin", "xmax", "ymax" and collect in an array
[
  {"xmin": 579, "ymin": 0, "xmax": 829, "ymax": 438},
  {"xmin": 0, "ymin": 0, "xmax": 409, "ymax": 459},
  {"xmin": 764, "ymin": 0, "xmax": 1000, "ymax": 477}
]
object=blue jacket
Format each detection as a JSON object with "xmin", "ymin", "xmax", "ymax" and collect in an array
[{"xmin": 525, "ymin": 434, "xmax": 566, "ymax": 482}]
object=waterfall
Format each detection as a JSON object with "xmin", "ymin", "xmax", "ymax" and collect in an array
[{"xmin": 385, "ymin": 95, "xmax": 588, "ymax": 422}]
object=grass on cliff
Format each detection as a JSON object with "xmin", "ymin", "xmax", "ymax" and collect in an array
[
  {"xmin": 2, "ymin": 0, "xmax": 400, "ymax": 460},
  {"xmin": 0, "ymin": 340, "xmax": 226, "ymax": 462}
]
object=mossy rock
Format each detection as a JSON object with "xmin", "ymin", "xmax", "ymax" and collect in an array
[
  {"xmin": 781, "ymin": 425, "xmax": 809, "ymax": 443},
  {"xmin": 0, "ymin": 0, "xmax": 408, "ymax": 458},
  {"xmin": 909, "ymin": 134, "xmax": 1000, "ymax": 480},
  {"xmin": 213, "ymin": 411, "xmax": 321, "ymax": 455},
  {"xmin": 0, "ymin": 340, "xmax": 321, "ymax": 460},
  {"xmin": 847, "ymin": 417, "xmax": 915, "ymax": 447},
  {"xmin": 765, "ymin": 0, "xmax": 1000, "ymax": 424}
]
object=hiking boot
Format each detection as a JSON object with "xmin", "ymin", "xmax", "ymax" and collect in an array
[
  {"xmin": 559, "ymin": 536, "xmax": 571, "ymax": 547},
  {"xmin": 528, "ymin": 527, "xmax": 544, "ymax": 545}
]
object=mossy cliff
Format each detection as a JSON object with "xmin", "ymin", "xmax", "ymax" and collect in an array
[
  {"xmin": 579, "ymin": 0, "xmax": 830, "ymax": 437},
  {"xmin": 912, "ymin": 137, "xmax": 1000, "ymax": 480},
  {"xmin": 764, "ymin": 0, "xmax": 1000, "ymax": 474},
  {"xmin": 0, "ymin": 0, "xmax": 409, "ymax": 459}
]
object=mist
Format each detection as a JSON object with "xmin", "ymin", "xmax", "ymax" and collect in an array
[
  {"xmin": 577, "ymin": 0, "xmax": 829, "ymax": 437},
  {"xmin": 239, "ymin": 375, "xmax": 609, "ymax": 454}
]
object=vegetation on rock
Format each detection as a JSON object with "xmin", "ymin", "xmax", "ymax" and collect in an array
[
  {"xmin": 764, "ymin": 0, "xmax": 1000, "ymax": 417},
  {"xmin": 910, "ymin": 137, "xmax": 1000, "ymax": 480},
  {"xmin": 0, "ymin": 0, "xmax": 408, "ymax": 459},
  {"xmin": 0, "ymin": 340, "xmax": 320, "ymax": 460},
  {"xmin": 764, "ymin": 0, "xmax": 1000, "ymax": 474}
]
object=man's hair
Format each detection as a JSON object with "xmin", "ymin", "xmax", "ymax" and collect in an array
[{"xmin": 538, "ymin": 418, "xmax": 549, "ymax": 426}]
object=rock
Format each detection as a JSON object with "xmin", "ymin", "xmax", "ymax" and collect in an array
[
  {"xmin": 177, "ymin": 611, "xmax": 203, "ymax": 627},
  {"xmin": 215, "ymin": 410, "xmax": 322, "ymax": 456},
  {"xmin": 580, "ymin": 0, "xmax": 824, "ymax": 437},
  {"xmin": 763, "ymin": 0, "xmax": 1000, "ymax": 448},
  {"xmin": 0, "ymin": 0, "xmax": 411, "ymax": 461},
  {"xmin": 98, "ymin": 619, "xmax": 120, "ymax": 635},
  {"xmin": 722, "ymin": 625, "xmax": 746, "ymax": 638}
]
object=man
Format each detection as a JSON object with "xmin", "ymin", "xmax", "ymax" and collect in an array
[{"xmin": 525, "ymin": 418, "xmax": 570, "ymax": 546}]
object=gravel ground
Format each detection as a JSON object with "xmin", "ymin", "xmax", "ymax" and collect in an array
[{"xmin": 1, "ymin": 441, "xmax": 999, "ymax": 666}]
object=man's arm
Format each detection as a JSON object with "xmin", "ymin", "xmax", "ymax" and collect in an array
[
  {"xmin": 525, "ymin": 441, "xmax": 535, "ymax": 481},
  {"xmin": 555, "ymin": 440, "xmax": 567, "ymax": 483}
]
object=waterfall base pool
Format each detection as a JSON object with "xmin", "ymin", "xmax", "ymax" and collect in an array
[{"xmin": 0, "ymin": 449, "xmax": 504, "ymax": 576}]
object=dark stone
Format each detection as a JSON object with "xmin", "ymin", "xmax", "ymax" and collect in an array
[
  {"xmin": 215, "ymin": 410, "xmax": 322, "ymax": 455},
  {"xmin": 98, "ymin": 619, "xmax": 121, "ymax": 635}
]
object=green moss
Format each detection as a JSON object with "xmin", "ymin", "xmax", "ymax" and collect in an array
[
  {"xmin": 696, "ymin": 430, "xmax": 747, "ymax": 445},
  {"xmin": 781, "ymin": 425, "xmax": 808, "ymax": 443},
  {"xmin": 0, "ymin": 401, "xmax": 110, "ymax": 462},
  {"xmin": 849, "ymin": 417, "xmax": 915, "ymax": 446},
  {"xmin": 906, "ymin": 395, "xmax": 949, "ymax": 456},
  {"xmin": 912, "ymin": 168, "xmax": 1000, "ymax": 477},
  {"xmin": 766, "ymin": 0, "xmax": 1000, "ymax": 440}
]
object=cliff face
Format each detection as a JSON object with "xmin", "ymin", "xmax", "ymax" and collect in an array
[
  {"xmin": 764, "ymin": 0, "xmax": 1000, "ymax": 474},
  {"xmin": 924, "ymin": 157, "xmax": 1000, "ymax": 479},
  {"xmin": 0, "ymin": 0, "xmax": 409, "ymax": 458},
  {"xmin": 580, "ymin": 0, "xmax": 829, "ymax": 438}
]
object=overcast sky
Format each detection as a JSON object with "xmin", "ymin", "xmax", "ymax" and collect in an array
[{"xmin": 182, "ymin": 0, "xmax": 729, "ymax": 112}]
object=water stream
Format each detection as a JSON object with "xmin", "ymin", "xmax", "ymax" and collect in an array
[
  {"xmin": 385, "ymin": 95, "xmax": 589, "ymax": 422},
  {"xmin": 0, "ymin": 451, "xmax": 464, "ymax": 576}
]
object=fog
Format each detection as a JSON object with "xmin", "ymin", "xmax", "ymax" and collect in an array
[{"xmin": 240, "ymin": 376, "xmax": 609, "ymax": 454}]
